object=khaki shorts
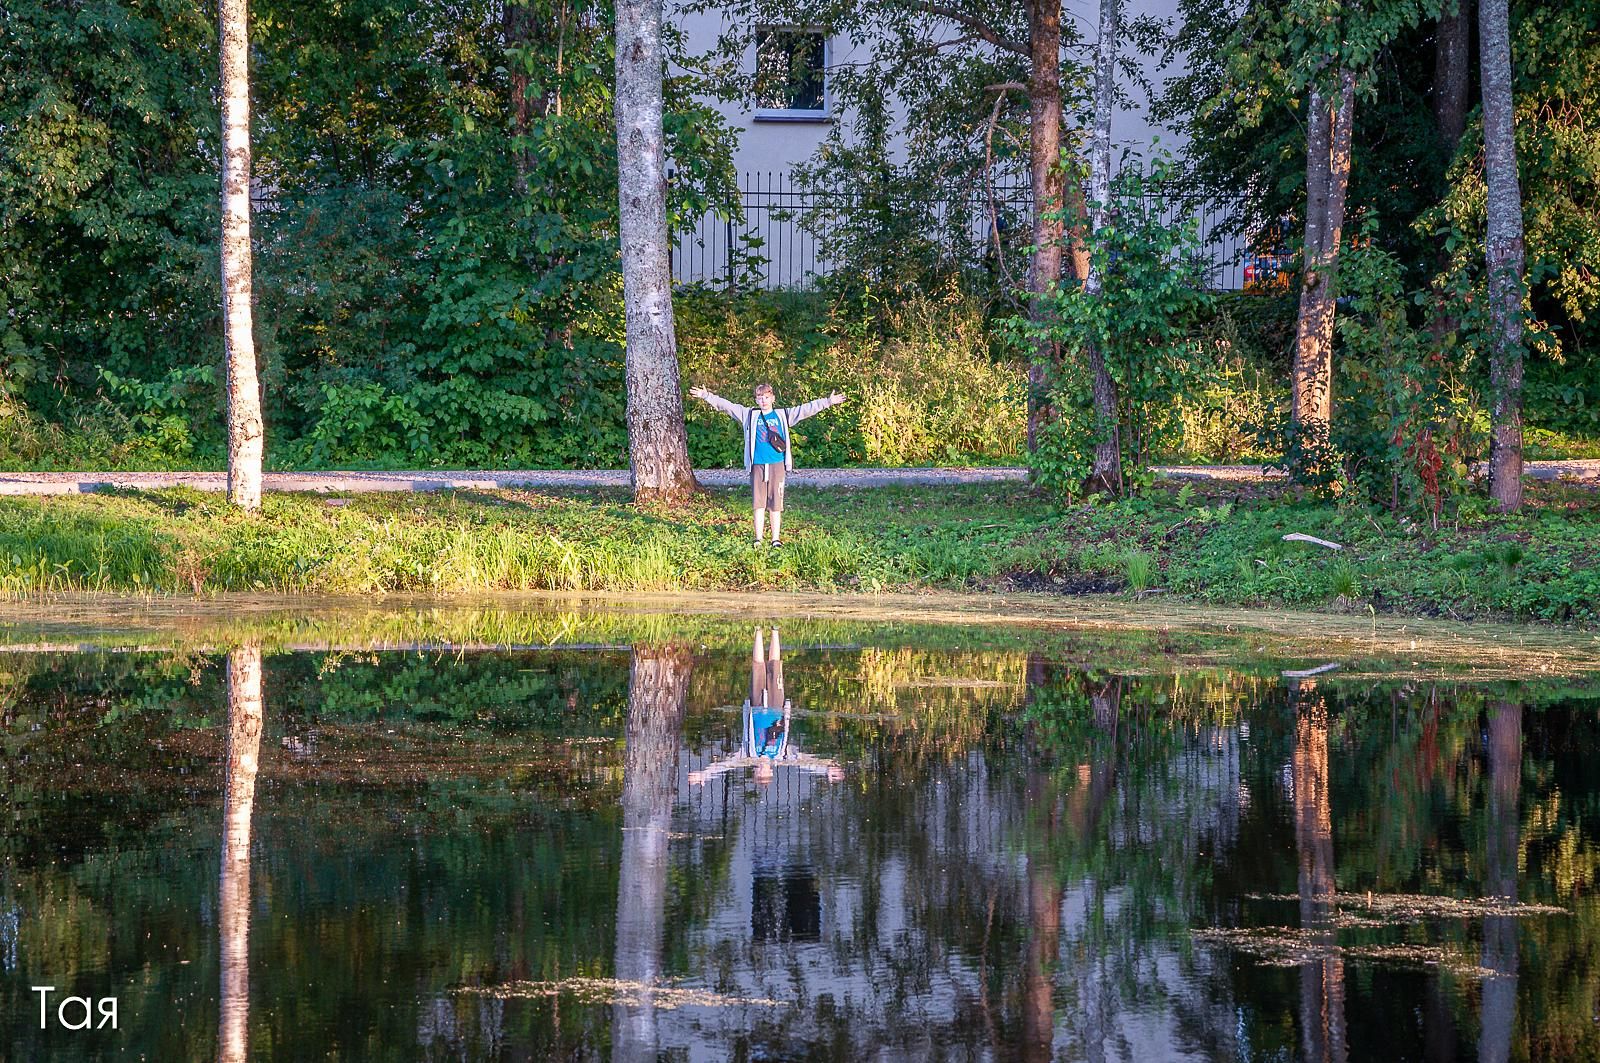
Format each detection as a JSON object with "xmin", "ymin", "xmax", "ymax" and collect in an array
[{"xmin": 751, "ymin": 461, "xmax": 786, "ymax": 512}]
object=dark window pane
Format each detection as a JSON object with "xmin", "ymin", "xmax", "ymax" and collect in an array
[{"xmin": 754, "ymin": 30, "xmax": 825, "ymax": 111}]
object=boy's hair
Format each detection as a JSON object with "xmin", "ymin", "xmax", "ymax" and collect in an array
[{"xmin": 753, "ymin": 383, "xmax": 775, "ymax": 400}]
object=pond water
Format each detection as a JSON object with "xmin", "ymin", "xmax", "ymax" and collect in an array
[{"xmin": 2, "ymin": 609, "xmax": 1598, "ymax": 1061}]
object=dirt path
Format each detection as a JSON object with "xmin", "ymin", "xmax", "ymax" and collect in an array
[{"xmin": 0, "ymin": 461, "xmax": 1595, "ymax": 495}]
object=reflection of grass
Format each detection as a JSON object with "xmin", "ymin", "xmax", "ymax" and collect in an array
[
  {"xmin": 1192, "ymin": 926, "xmax": 1498, "ymax": 977},
  {"xmin": 0, "ymin": 479, "xmax": 1597, "ymax": 625}
]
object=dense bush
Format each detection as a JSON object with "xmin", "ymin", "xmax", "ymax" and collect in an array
[
  {"xmin": 1022, "ymin": 166, "xmax": 1216, "ymax": 495},
  {"xmin": 679, "ymin": 288, "xmax": 1026, "ymax": 467}
]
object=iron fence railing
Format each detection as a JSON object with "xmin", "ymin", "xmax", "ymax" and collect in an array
[{"xmin": 672, "ymin": 172, "xmax": 1254, "ymax": 292}]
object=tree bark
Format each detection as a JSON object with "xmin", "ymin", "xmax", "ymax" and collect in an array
[
  {"xmin": 1479, "ymin": 0, "xmax": 1526, "ymax": 512},
  {"xmin": 615, "ymin": 0, "xmax": 698, "ymax": 502},
  {"xmin": 1063, "ymin": 178, "xmax": 1092, "ymax": 284},
  {"xmin": 219, "ymin": 645, "xmax": 264, "ymax": 1063},
  {"xmin": 612, "ymin": 645, "xmax": 691, "ymax": 1062},
  {"xmin": 219, "ymin": 0, "xmax": 265, "ymax": 511},
  {"xmin": 1428, "ymin": 1, "xmax": 1473, "ymax": 343},
  {"xmin": 1289, "ymin": 71, "xmax": 1355, "ymax": 460},
  {"xmin": 1082, "ymin": 0, "xmax": 1125, "ymax": 497},
  {"xmin": 1434, "ymin": 2, "xmax": 1472, "ymax": 152},
  {"xmin": 1024, "ymin": 0, "xmax": 1065, "ymax": 454},
  {"xmin": 504, "ymin": 1, "xmax": 537, "ymax": 194}
]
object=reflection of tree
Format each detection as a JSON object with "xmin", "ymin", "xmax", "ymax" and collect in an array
[
  {"xmin": 1020, "ymin": 662, "xmax": 1135, "ymax": 1060},
  {"xmin": 1292, "ymin": 680, "xmax": 1346, "ymax": 1063},
  {"xmin": 219, "ymin": 645, "xmax": 263, "ymax": 1063},
  {"xmin": 1021, "ymin": 657, "xmax": 1061, "ymax": 1061},
  {"xmin": 1479, "ymin": 700, "xmax": 1520, "ymax": 1063},
  {"xmin": 1021, "ymin": 850, "xmax": 1060, "ymax": 1063},
  {"xmin": 612, "ymin": 646, "xmax": 691, "ymax": 1063}
]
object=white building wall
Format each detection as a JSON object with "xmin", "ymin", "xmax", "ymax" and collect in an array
[{"xmin": 668, "ymin": 0, "xmax": 1235, "ymax": 288}]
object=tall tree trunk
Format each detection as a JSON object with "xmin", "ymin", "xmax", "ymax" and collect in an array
[
  {"xmin": 1428, "ymin": 1, "xmax": 1473, "ymax": 342},
  {"xmin": 1024, "ymin": 0, "xmax": 1065, "ymax": 454},
  {"xmin": 219, "ymin": 0, "xmax": 265, "ymax": 510},
  {"xmin": 1292, "ymin": 679, "xmax": 1348, "ymax": 1063},
  {"xmin": 1434, "ymin": 2, "xmax": 1472, "ymax": 151},
  {"xmin": 1478, "ymin": 700, "xmax": 1520, "ymax": 1063},
  {"xmin": 615, "ymin": 0, "xmax": 697, "ymax": 502},
  {"xmin": 1081, "ymin": 0, "xmax": 1125, "ymax": 496},
  {"xmin": 1289, "ymin": 71, "xmax": 1355, "ymax": 463},
  {"xmin": 612, "ymin": 645, "xmax": 691, "ymax": 1062},
  {"xmin": 504, "ymin": 1, "xmax": 537, "ymax": 195},
  {"xmin": 219, "ymin": 645, "xmax": 263, "ymax": 1063},
  {"xmin": 1479, "ymin": 0, "xmax": 1526, "ymax": 512}
]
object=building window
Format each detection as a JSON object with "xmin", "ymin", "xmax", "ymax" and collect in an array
[{"xmin": 753, "ymin": 28, "xmax": 827, "ymax": 121}]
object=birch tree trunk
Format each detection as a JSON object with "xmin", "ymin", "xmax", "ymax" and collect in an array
[
  {"xmin": 1082, "ymin": 0, "xmax": 1125, "ymax": 497},
  {"xmin": 219, "ymin": 644, "xmax": 263, "ymax": 1063},
  {"xmin": 219, "ymin": 0, "xmax": 265, "ymax": 511},
  {"xmin": 1478, "ymin": 0, "xmax": 1526, "ymax": 511},
  {"xmin": 1024, "ymin": 0, "xmax": 1065, "ymax": 454},
  {"xmin": 615, "ymin": 0, "xmax": 697, "ymax": 502},
  {"xmin": 1289, "ymin": 71, "xmax": 1355, "ymax": 462}
]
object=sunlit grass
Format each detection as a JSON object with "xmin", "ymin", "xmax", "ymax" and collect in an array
[{"xmin": 0, "ymin": 479, "xmax": 1596, "ymax": 625}]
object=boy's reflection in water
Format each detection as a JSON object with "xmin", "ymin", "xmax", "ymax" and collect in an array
[{"xmin": 688, "ymin": 627, "xmax": 844, "ymax": 787}]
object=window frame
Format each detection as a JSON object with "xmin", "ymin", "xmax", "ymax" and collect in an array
[{"xmin": 751, "ymin": 25, "xmax": 830, "ymax": 123}]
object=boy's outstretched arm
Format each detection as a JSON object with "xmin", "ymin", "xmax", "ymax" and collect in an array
[
  {"xmin": 688, "ymin": 385, "xmax": 749, "ymax": 420},
  {"xmin": 784, "ymin": 391, "xmax": 847, "ymax": 424}
]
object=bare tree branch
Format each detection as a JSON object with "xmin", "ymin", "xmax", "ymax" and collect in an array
[
  {"xmin": 904, "ymin": 1, "xmax": 1028, "ymax": 57},
  {"xmin": 983, "ymin": 82, "xmax": 1024, "ymax": 297}
]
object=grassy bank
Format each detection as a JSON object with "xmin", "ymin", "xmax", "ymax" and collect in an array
[{"xmin": 0, "ymin": 480, "xmax": 1597, "ymax": 625}]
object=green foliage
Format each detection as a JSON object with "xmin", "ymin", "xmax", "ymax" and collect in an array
[
  {"xmin": 1021, "ymin": 163, "xmax": 1216, "ymax": 496},
  {"xmin": 0, "ymin": 0, "xmax": 737, "ymax": 469},
  {"xmin": 0, "ymin": 0, "xmax": 219, "ymax": 410},
  {"xmin": 679, "ymin": 289, "xmax": 1025, "ymax": 467},
  {"xmin": 97, "ymin": 364, "xmax": 219, "ymax": 462},
  {"xmin": 1422, "ymin": 0, "xmax": 1600, "ymax": 435},
  {"xmin": 1159, "ymin": 0, "xmax": 1447, "ymax": 279},
  {"xmin": 1161, "ymin": 294, "xmax": 1293, "ymax": 462},
  {"xmin": 1122, "ymin": 550, "xmax": 1156, "ymax": 593},
  {"xmin": 1330, "ymin": 240, "xmax": 1482, "ymax": 517}
]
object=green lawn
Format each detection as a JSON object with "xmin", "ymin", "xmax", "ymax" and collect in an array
[{"xmin": 0, "ymin": 480, "xmax": 1597, "ymax": 625}]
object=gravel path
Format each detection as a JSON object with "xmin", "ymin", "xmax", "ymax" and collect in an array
[
  {"xmin": 0, "ymin": 467, "xmax": 1031, "ymax": 495},
  {"xmin": 0, "ymin": 461, "xmax": 1594, "ymax": 495}
]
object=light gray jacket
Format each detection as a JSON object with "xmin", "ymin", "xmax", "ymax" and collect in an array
[{"xmin": 696, "ymin": 390, "xmax": 843, "ymax": 471}]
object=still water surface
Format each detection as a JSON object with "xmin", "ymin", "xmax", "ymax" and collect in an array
[{"xmin": 2, "ymin": 615, "xmax": 1598, "ymax": 1060}]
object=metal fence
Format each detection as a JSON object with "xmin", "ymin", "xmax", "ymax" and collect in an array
[{"xmin": 672, "ymin": 172, "xmax": 1253, "ymax": 292}]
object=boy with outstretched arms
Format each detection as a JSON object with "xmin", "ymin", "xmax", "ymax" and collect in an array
[{"xmin": 688, "ymin": 382, "xmax": 846, "ymax": 547}]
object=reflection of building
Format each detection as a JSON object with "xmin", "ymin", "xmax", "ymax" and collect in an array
[{"xmin": 643, "ymin": 709, "xmax": 1248, "ymax": 1056}]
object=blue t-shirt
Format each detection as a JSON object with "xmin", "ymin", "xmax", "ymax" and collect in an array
[
  {"xmin": 750, "ymin": 708, "xmax": 786, "ymax": 758},
  {"xmin": 752, "ymin": 410, "xmax": 786, "ymax": 465}
]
